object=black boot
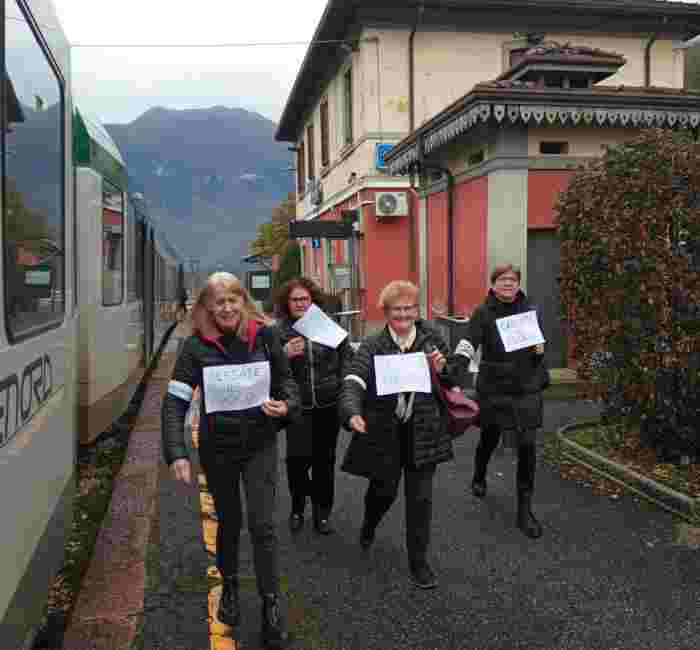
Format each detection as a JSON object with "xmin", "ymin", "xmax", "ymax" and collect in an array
[
  {"xmin": 517, "ymin": 490, "xmax": 543, "ymax": 539},
  {"xmin": 261, "ymin": 593, "xmax": 288, "ymax": 649},
  {"xmin": 472, "ymin": 439, "xmax": 493, "ymax": 498},
  {"xmin": 217, "ymin": 577, "xmax": 240, "ymax": 627},
  {"xmin": 407, "ymin": 499, "xmax": 437, "ymax": 589}
]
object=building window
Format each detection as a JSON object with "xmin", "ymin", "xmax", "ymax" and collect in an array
[
  {"xmin": 468, "ymin": 150, "xmax": 485, "ymax": 166},
  {"xmin": 343, "ymin": 67, "xmax": 353, "ymax": 145},
  {"xmin": 297, "ymin": 142, "xmax": 306, "ymax": 194},
  {"xmin": 540, "ymin": 141, "xmax": 569, "ymax": 155},
  {"xmin": 102, "ymin": 179, "xmax": 124, "ymax": 306},
  {"xmin": 509, "ymin": 48, "xmax": 528, "ymax": 68},
  {"xmin": 320, "ymin": 98, "xmax": 330, "ymax": 168},
  {"xmin": 306, "ymin": 124, "xmax": 315, "ymax": 181},
  {"xmin": 3, "ymin": 0, "xmax": 65, "ymax": 341}
]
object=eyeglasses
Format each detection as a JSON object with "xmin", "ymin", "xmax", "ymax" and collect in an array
[
  {"xmin": 290, "ymin": 296, "xmax": 311, "ymax": 303},
  {"xmin": 388, "ymin": 305, "xmax": 418, "ymax": 315},
  {"xmin": 494, "ymin": 277, "xmax": 519, "ymax": 285}
]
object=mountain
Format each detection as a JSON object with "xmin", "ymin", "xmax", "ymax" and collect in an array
[{"xmin": 104, "ymin": 106, "xmax": 294, "ymax": 276}]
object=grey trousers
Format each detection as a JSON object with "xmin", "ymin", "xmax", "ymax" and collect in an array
[
  {"xmin": 199, "ymin": 441, "xmax": 279, "ymax": 596},
  {"xmin": 363, "ymin": 421, "xmax": 436, "ymax": 567}
]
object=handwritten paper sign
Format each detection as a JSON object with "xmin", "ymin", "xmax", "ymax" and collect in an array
[
  {"xmin": 495, "ymin": 310, "xmax": 545, "ymax": 353},
  {"xmin": 202, "ymin": 362, "xmax": 271, "ymax": 414},
  {"xmin": 374, "ymin": 352, "xmax": 432, "ymax": 396},
  {"xmin": 292, "ymin": 303, "xmax": 348, "ymax": 349}
]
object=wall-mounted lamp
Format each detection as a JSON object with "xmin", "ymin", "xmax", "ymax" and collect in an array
[{"xmin": 348, "ymin": 171, "xmax": 357, "ymax": 184}]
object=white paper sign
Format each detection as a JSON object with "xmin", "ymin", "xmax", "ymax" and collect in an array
[
  {"xmin": 495, "ymin": 310, "xmax": 545, "ymax": 352},
  {"xmin": 374, "ymin": 352, "xmax": 432, "ymax": 396},
  {"xmin": 292, "ymin": 303, "xmax": 348, "ymax": 349},
  {"xmin": 202, "ymin": 362, "xmax": 271, "ymax": 414}
]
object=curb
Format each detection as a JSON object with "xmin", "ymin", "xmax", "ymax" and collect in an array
[
  {"xmin": 62, "ymin": 326, "xmax": 184, "ymax": 650},
  {"xmin": 556, "ymin": 419, "xmax": 700, "ymax": 524}
]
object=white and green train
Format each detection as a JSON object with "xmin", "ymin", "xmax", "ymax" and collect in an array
[{"xmin": 1, "ymin": 1, "xmax": 184, "ymax": 646}]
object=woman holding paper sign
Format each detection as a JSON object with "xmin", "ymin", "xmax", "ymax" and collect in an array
[
  {"xmin": 454, "ymin": 264, "xmax": 549, "ymax": 539},
  {"xmin": 162, "ymin": 272, "xmax": 299, "ymax": 649},
  {"xmin": 340, "ymin": 280, "xmax": 461, "ymax": 590},
  {"xmin": 274, "ymin": 277, "xmax": 353, "ymax": 536}
]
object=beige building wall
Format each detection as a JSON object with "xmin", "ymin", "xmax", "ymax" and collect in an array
[
  {"xmin": 552, "ymin": 34, "xmax": 683, "ymax": 88},
  {"xmin": 295, "ymin": 27, "xmax": 685, "ymax": 217},
  {"xmin": 528, "ymin": 127, "xmax": 641, "ymax": 157}
]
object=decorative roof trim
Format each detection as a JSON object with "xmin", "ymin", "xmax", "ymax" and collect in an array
[{"xmin": 386, "ymin": 95, "xmax": 700, "ymax": 176}]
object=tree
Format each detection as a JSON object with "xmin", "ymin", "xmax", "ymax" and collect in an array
[
  {"xmin": 688, "ymin": 46, "xmax": 700, "ymax": 91},
  {"xmin": 556, "ymin": 129, "xmax": 700, "ymax": 461},
  {"xmin": 249, "ymin": 192, "xmax": 296, "ymax": 260}
]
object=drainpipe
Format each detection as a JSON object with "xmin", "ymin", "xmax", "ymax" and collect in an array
[
  {"xmin": 420, "ymin": 154, "xmax": 456, "ymax": 316},
  {"xmin": 407, "ymin": 3, "xmax": 424, "ymax": 275},
  {"xmin": 645, "ymin": 33, "xmax": 658, "ymax": 87}
]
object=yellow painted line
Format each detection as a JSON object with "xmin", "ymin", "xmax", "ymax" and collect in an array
[{"xmin": 196, "ymin": 464, "xmax": 239, "ymax": 648}]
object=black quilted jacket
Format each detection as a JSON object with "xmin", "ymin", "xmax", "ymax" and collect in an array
[
  {"xmin": 274, "ymin": 317, "xmax": 354, "ymax": 409},
  {"xmin": 339, "ymin": 320, "xmax": 460, "ymax": 480},
  {"xmin": 161, "ymin": 326, "xmax": 300, "ymax": 465}
]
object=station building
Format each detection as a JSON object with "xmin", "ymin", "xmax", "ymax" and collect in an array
[{"xmin": 275, "ymin": 0, "xmax": 700, "ymax": 367}]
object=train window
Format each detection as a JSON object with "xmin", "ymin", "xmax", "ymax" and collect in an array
[
  {"xmin": 2, "ymin": 0, "xmax": 65, "ymax": 341},
  {"xmin": 126, "ymin": 202, "xmax": 137, "ymax": 302},
  {"xmin": 102, "ymin": 179, "xmax": 124, "ymax": 305}
]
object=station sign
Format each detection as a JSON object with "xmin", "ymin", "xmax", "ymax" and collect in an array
[
  {"xmin": 289, "ymin": 220, "xmax": 353, "ymax": 240},
  {"xmin": 375, "ymin": 143, "xmax": 394, "ymax": 171}
]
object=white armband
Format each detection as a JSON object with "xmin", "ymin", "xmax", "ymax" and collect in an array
[
  {"xmin": 344, "ymin": 374, "xmax": 367, "ymax": 391},
  {"xmin": 454, "ymin": 339, "xmax": 475, "ymax": 360},
  {"xmin": 168, "ymin": 380, "xmax": 194, "ymax": 402}
]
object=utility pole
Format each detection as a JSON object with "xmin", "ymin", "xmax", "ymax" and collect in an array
[{"xmin": 188, "ymin": 258, "xmax": 200, "ymax": 296}]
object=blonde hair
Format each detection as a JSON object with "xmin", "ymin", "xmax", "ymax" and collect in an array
[
  {"xmin": 377, "ymin": 280, "xmax": 420, "ymax": 311},
  {"xmin": 191, "ymin": 272, "xmax": 271, "ymax": 340}
]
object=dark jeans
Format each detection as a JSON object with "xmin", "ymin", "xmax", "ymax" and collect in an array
[
  {"xmin": 363, "ymin": 420, "xmax": 436, "ymax": 567},
  {"xmin": 285, "ymin": 405, "xmax": 340, "ymax": 521},
  {"xmin": 199, "ymin": 440, "xmax": 279, "ymax": 596},
  {"xmin": 474, "ymin": 424, "xmax": 536, "ymax": 492}
]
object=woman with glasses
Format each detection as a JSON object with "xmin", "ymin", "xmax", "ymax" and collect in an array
[
  {"xmin": 162, "ymin": 272, "xmax": 299, "ymax": 648},
  {"xmin": 274, "ymin": 277, "xmax": 353, "ymax": 535},
  {"xmin": 340, "ymin": 280, "xmax": 462, "ymax": 589},
  {"xmin": 453, "ymin": 264, "xmax": 549, "ymax": 539}
]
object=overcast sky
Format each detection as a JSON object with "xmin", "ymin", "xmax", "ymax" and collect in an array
[
  {"xmin": 53, "ymin": 0, "xmax": 700, "ymax": 126},
  {"xmin": 52, "ymin": 0, "xmax": 329, "ymax": 125}
]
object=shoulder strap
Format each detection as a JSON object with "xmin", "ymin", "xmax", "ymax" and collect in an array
[{"xmin": 247, "ymin": 319, "xmax": 260, "ymax": 353}]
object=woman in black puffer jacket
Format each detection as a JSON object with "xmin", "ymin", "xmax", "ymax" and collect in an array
[
  {"xmin": 162, "ymin": 272, "xmax": 299, "ymax": 649},
  {"xmin": 454, "ymin": 264, "xmax": 549, "ymax": 539},
  {"xmin": 340, "ymin": 280, "xmax": 463, "ymax": 590},
  {"xmin": 274, "ymin": 277, "xmax": 353, "ymax": 536}
]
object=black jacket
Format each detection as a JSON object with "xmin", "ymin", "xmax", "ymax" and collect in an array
[
  {"xmin": 161, "ymin": 325, "xmax": 300, "ymax": 465},
  {"xmin": 339, "ymin": 320, "xmax": 459, "ymax": 480},
  {"xmin": 462, "ymin": 290, "xmax": 549, "ymax": 431},
  {"xmin": 274, "ymin": 316, "xmax": 354, "ymax": 409}
]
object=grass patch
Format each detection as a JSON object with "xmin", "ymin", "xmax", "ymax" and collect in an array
[
  {"xmin": 31, "ymin": 428, "xmax": 131, "ymax": 649},
  {"xmin": 561, "ymin": 422, "xmax": 700, "ymax": 500}
]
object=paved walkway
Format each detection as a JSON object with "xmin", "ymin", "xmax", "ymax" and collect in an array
[{"xmin": 66, "ymin": 330, "xmax": 700, "ymax": 649}]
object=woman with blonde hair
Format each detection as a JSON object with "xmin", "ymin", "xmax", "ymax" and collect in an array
[
  {"xmin": 162, "ymin": 272, "xmax": 299, "ymax": 649},
  {"xmin": 340, "ymin": 280, "xmax": 462, "ymax": 589}
]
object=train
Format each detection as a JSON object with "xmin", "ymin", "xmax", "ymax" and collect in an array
[{"xmin": 0, "ymin": 1, "xmax": 185, "ymax": 646}]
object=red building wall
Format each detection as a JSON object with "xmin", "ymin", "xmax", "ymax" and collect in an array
[
  {"xmin": 426, "ymin": 177, "xmax": 488, "ymax": 319},
  {"xmin": 453, "ymin": 177, "xmax": 488, "ymax": 317},
  {"xmin": 361, "ymin": 188, "xmax": 418, "ymax": 326},
  {"xmin": 528, "ymin": 170, "xmax": 575, "ymax": 229}
]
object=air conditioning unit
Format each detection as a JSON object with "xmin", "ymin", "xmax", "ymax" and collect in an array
[{"xmin": 375, "ymin": 191, "xmax": 409, "ymax": 221}]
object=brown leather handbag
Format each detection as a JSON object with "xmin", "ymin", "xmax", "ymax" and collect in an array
[{"xmin": 429, "ymin": 364, "xmax": 480, "ymax": 438}]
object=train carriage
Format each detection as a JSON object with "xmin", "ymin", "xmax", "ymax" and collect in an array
[
  {"xmin": 1, "ymin": 2, "xmax": 185, "ymax": 645},
  {"xmin": 1, "ymin": 0, "xmax": 77, "ymax": 646}
]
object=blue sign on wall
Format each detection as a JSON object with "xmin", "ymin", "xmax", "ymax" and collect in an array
[{"xmin": 375, "ymin": 143, "xmax": 394, "ymax": 170}]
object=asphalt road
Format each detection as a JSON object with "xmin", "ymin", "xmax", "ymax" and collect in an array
[{"xmin": 142, "ymin": 399, "xmax": 700, "ymax": 650}]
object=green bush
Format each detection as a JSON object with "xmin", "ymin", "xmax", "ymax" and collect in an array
[{"xmin": 556, "ymin": 129, "xmax": 700, "ymax": 460}]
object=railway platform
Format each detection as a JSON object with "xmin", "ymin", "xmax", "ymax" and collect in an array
[{"xmin": 63, "ymin": 325, "xmax": 700, "ymax": 650}]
